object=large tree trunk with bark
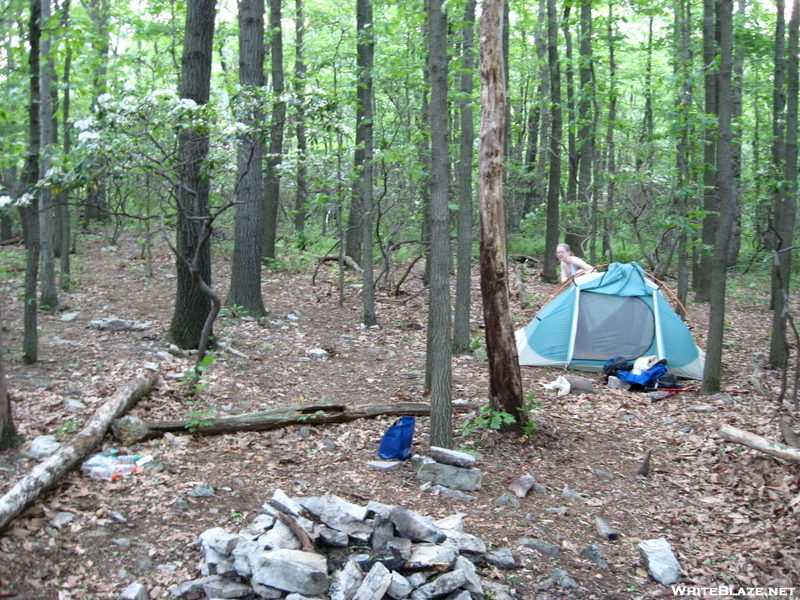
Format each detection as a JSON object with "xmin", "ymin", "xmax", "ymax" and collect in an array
[
  {"xmin": 701, "ymin": 0, "xmax": 734, "ymax": 394},
  {"xmin": 694, "ymin": 0, "xmax": 720, "ymax": 302},
  {"xmin": 226, "ymin": 0, "xmax": 267, "ymax": 318},
  {"xmin": 261, "ymin": 0, "xmax": 285, "ymax": 260},
  {"xmin": 770, "ymin": 0, "xmax": 799, "ymax": 369},
  {"xmin": 452, "ymin": 0, "xmax": 477, "ymax": 356},
  {"xmin": 543, "ymin": 0, "xmax": 562, "ymax": 283},
  {"xmin": 425, "ymin": 0, "xmax": 452, "ymax": 448},
  {"xmin": 21, "ymin": 0, "xmax": 42, "ymax": 365},
  {"xmin": 0, "ymin": 374, "xmax": 157, "ymax": 533},
  {"xmin": 167, "ymin": 0, "xmax": 217, "ymax": 349},
  {"xmin": 478, "ymin": 0, "xmax": 527, "ymax": 432},
  {"xmin": 0, "ymin": 308, "xmax": 19, "ymax": 451}
]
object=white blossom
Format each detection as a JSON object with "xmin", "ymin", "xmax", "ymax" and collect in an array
[
  {"xmin": 78, "ymin": 131, "xmax": 100, "ymax": 144},
  {"xmin": 0, "ymin": 196, "xmax": 12, "ymax": 209}
]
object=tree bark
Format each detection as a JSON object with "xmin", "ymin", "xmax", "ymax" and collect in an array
[
  {"xmin": 719, "ymin": 425, "xmax": 800, "ymax": 464},
  {"xmin": 452, "ymin": 0, "xmax": 476, "ymax": 356},
  {"xmin": 0, "ymin": 307, "xmax": 19, "ymax": 451},
  {"xmin": 357, "ymin": 0, "xmax": 376, "ymax": 328},
  {"xmin": 262, "ymin": 0, "xmax": 285, "ymax": 260},
  {"xmin": 293, "ymin": 0, "xmax": 308, "ymax": 234},
  {"xmin": 21, "ymin": 0, "xmax": 42, "ymax": 365},
  {"xmin": 0, "ymin": 374, "xmax": 157, "ymax": 533},
  {"xmin": 38, "ymin": 0, "xmax": 59, "ymax": 311},
  {"xmin": 577, "ymin": 0, "xmax": 594, "ymax": 259},
  {"xmin": 701, "ymin": 0, "xmax": 734, "ymax": 394},
  {"xmin": 478, "ymin": 0, "xmax": 527, "ymax": 433},
  {"xmin": 770, "ymin": 0, "xmax": 798, "ymax": 368},
  {"xmin": 543, "ymin": 0, "xmax": 562, "ymax": 283},
  {"xmin": 425, "ymin": 0, "xmax": 452, "ymax": 448},
  {"xmin": 167, "ymin": 0, "xmax": 217, "ymax": 349},
  {"xmin": 226, "ymin": 0, "xmax": 267, "ymax": 318},
  {"xmin": 694, "ymin": 0, "xmax": 720, "ymax": 302},
  {"xmin": 118, "ymin": 402, "xmax": 475, "ymax": 440}
]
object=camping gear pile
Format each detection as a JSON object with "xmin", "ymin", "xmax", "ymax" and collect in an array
[
  {"xmin": 516, "ymin": 262, "xmax": 704, "ymax": 380},
  {"xmin": 602, "ymin": 355, "xmax": 679, "ymax": 392}
]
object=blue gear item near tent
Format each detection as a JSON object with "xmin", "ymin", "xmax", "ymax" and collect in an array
[
  {"xmin": 378, "ymin": 416, "xmax": 416, "ymax": 460},
  {"xmin": 616, "ymin": 362, "xmax": 668, "ymax": 387}
]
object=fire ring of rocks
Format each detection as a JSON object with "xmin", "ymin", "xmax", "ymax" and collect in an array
[{"xmin": 165, "ymin": 489, "xmax": 498, "ymax": 600}]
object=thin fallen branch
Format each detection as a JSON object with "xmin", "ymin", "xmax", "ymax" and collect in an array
[
  {"xmin": 719, "ymin": 425, "xmax": 800, "ymax": 464},
  {"xmin": 0, "ymin": 373, "xmax": 157, "ymax": 533},
  {"xmin": 119, "ymin": 402, "xmax": 478, "ymax": 441}
]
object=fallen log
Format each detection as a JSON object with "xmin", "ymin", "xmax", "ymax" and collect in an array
[
  {"xmin": 0, "ymin": 373, "xmax": 158, "ymax": 533},
  {"xmin": 718, "ymin": 425, "xmax": 800, "ymax": 464},
  {"xmin": 118, "ymin": 402, "xmax": 478, "ymax": 442}
]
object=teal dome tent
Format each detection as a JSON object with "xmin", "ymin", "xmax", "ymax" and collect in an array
[{"xmin": 515, "ymin": 262, "xmax": 705, "ymax": 380}]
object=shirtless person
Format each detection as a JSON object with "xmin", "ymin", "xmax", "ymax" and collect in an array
[{"xmin": 556, "ymin": 243, "xmax": 593, "ymax": 282}]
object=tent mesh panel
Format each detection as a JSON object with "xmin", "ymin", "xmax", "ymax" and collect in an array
[{"xmin": 573, "ymin": 293, "xmax": 655, "ymax": 360}]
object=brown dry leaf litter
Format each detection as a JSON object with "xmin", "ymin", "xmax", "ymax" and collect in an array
[{"xmin": 0, "ymin": 234, "xmax": 797, "ymax": 599}]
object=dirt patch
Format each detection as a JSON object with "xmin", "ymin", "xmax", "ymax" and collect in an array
[{"xmin": 0, "ymin": 234, "xmax": 797, "ymax": 599}]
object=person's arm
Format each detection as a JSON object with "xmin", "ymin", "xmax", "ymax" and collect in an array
[
  {"xmin": 560, "ymin": 261, "xmax": 569, "ymax": 282},
  {"xmin": 571, "ymin": 256, "xmax": 593, "ymax": 274}
]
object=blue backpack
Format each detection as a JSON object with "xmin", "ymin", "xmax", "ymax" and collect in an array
[
  {"xmin": 378, "ymin": 416, "xmax": 416, "ymax": 460},
  {"xmin": 616, "ymin": 362, "xmax": 669, "ymax": 388}
]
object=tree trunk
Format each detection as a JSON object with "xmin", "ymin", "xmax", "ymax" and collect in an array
[
  {"xmin": 694, "ymin": 0, "xmax": 720, "ymax": 302},
  {"xmin": 0, "ymin": 307, "xmax": 19, "ymax": 451},
  {"xmin": 119, "ymin": 402, "xmax": 474, "ymax": 441},
  {"xmin": 226, "ymin": 0, "xmax": 268, "ymax": 318},
  {"xmin": 719, "ymin": 425, "xmax": 800, "ymax": 464},
  {"xmin": 82, "ymin": 0, "xmax": 111, "ymax": 226},
  {"xmin": 262, "ymin": 0, "xmax": 285, "ymax": 260},
  {"xmin": 39, "ymin": 0, "xmax": 58, "ymax": 311},
  {"xmin": 0, "ymin": 374, "xmax": 157, "ymax": 533},
  {"xmin": 602, "ymin": 0, "xmax": 617, "ymax": 262},
  {"xmin": 293, "ymin": 0, "xmax": 308, "ymax": 235},
  {"xmin": 675, "ymin": 0, "xmax": 693, "ymax": 317},
  {"xmin": 21, "ymin": 0, "xmax": 42, "ymax": 365},
  {"xmin": 577, "ymin": 0, "xmax": 594, "ymax": 258},
  {"xmin": 58, "ymin": 1, "xmax": 72, "ymax": 293},
  {"xmin": 543, "ymin": 0, "xmax": 562, "ymax": 283},
  {"xmin": 452, "ymin": 0, "xmax": 476, "ymax": 356},
  {"xmin": 166, "ymin": 0, "xmax": 216, "ymax": 349},
  {"xmin": 425, "ymin": 0, "xmax": 452, "ymax": 448},
  {"xmin": 770, "ymin": 0, "xmax": 798, "ymax": 369},
  {"xmin": 478, "ymin": 0, "xmax": 527, "ymax": 433},
  {"xmin": 701, "ymin": 0, "xmax": 734, "ymax": 394},
  {"xmin": 727, "ymin": 0, "xmax": 746, "ymax": 268},
  {"xmin": 356, "ymin": 0, "xmax": 376, "ymax": 328},
  {"xmin": 561, "ymin": 5, "xmax": 577, "ymax": 215}
]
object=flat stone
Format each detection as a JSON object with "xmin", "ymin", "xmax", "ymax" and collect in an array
[
  {"xmin": 429, "ymin": 446, "xmax": 476, "ymax": 468},
  {"xmin": 270, "ymin": 489, "xmax": 304, "ymax": 517},
  {"xmin": 367, "ymin": 460, "xmax": 403, "ymax": 472},
  {"xmin": 416, "ymin": 462, "xmax": 482, "ymax": 491},
  {"xmin": 352, "ymin": 562, "xmax": 392, "ymax": 600},
  {"xmin": 329, "ymin": 560, "xmax": 363, "ymax": 600},
  {"xmin": 116, "ymin": 581, "xmax": 149, "ymax": 600},
  {"xmin": 252, "ymin": 549, "xmax": 329, "ymax": 596},
  {"xmin": 299, "ymin": 494, "xmax": 371, "ymax": 539},
  {"xmin": 686, "ymin": 405, "xmax": 715, "ymax": 413},
  {"xmin": 495, "ymin": 492, "xmax": 520, "ymax": 507},
  {"xmin": 638, "ymin": 537, "xmax": 681, "ymax": 585},
  {"xmin": 551, "ymin": 567, "xmax": 578, "ymax": 589},
  {"xmin": 580, "ymin": 543, "xmax": 609, "ymax": 569},
  {"xmin": 518, "ymin": 537, "xmax": 560, "ymax": 556},
  {"xmin": 391, "ymin": 506, "xmax": 446, "ymax": 543},
  {"xmin": 410, "ymin": 569, "xmax": 467, "ymax": 600},
  {"xmin": 485, "ymin": 547, "xmax": 516, "ymax": 569},
  {"xmin": 432, "ymin": 485, "xmax": 477, "ymax": 501},
  {"xmin": 508, "ymin": 474, "xmax": 537, "ymax": 498},
  {"xmin": 27, "ymin": 435, "xmax": 61, "ymax": 460}
]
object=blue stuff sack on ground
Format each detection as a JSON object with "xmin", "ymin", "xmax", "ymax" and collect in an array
[{"xmin": 378, "ymin": 415, "xmax": 416, "ymax": 460}]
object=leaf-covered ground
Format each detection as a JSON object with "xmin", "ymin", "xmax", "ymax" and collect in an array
[{"xmin": 0, "ymin": 234, "xmax": 797, "ymax": 599}]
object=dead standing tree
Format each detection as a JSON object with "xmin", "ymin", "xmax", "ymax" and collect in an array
[{"xmin": 477, "ymin": 0, "xmax": 528, "ymax": 432}]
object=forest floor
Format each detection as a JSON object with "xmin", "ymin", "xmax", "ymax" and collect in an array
[{"xmin": 0, "ymin": 232, "xmax": 798, "ymax": 600}]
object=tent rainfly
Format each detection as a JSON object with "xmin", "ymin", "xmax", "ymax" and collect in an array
[{"xmin": 515, "ymin": 261, "xmax": 705, "ymax": 380}]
